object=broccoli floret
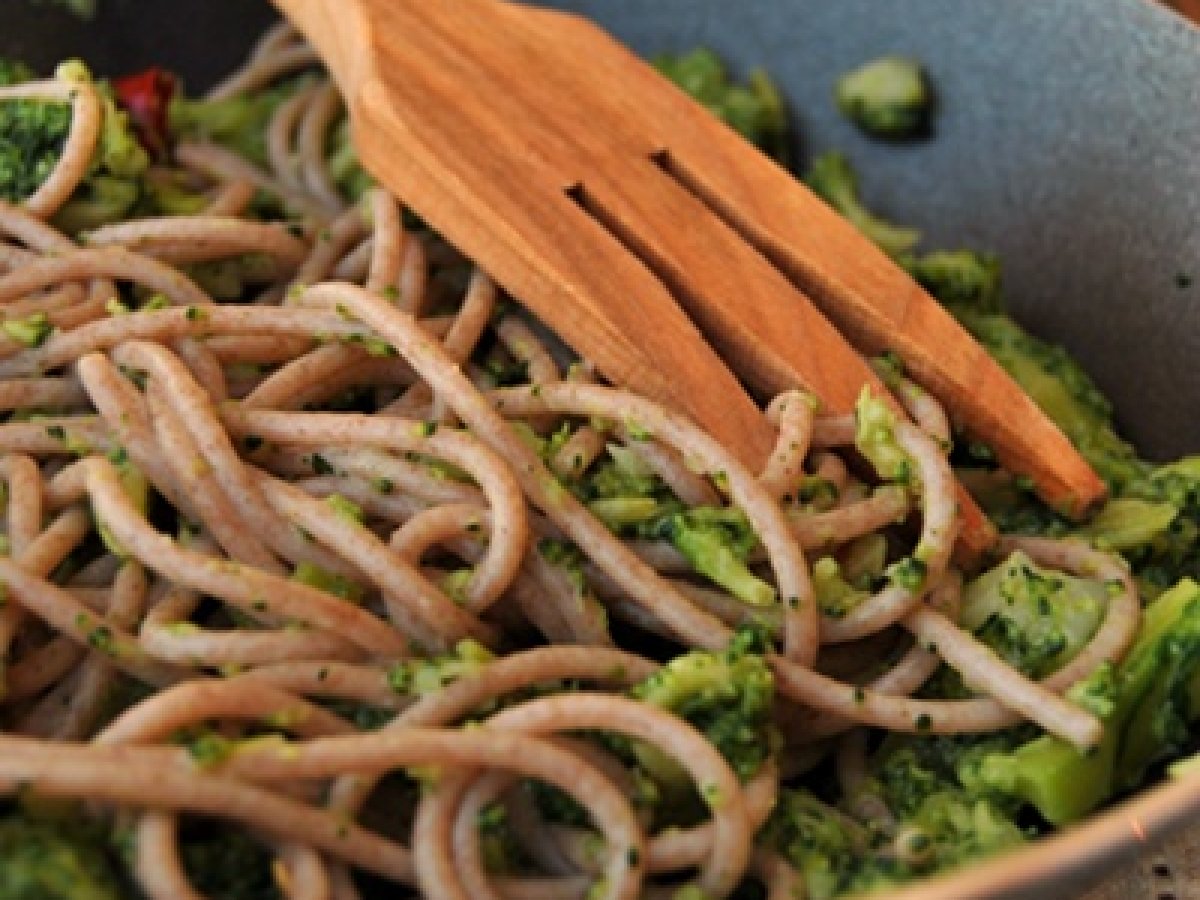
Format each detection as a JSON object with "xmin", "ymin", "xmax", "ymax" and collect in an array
[
  {"xmin": 1140, "ymin": 456, "xmax": 1200, "ymax": 510},
  {"xmin": 584, "ymin": 443, "xmax": 663, "ymax": 500},
  {"xmin": 1112, "ymin": 459, "xmax": 1200, "ymax": 593},
  {"xmin": 758, "ymin": 736, "xmax": 1027, "ymax": 899},
  {"xmin": 324, "ymin": 492, "xmax": 364, "ymax": 525},
  {"xmin": 169, "ymin": 75, "xmax": 369, "ymax": 204},
  {"xmin": 959, "ymin": 550, "xmax": 1108, "ymax": 679},
  {"xmin": 839, "ymin": 734, "xmax": 1029, "ymax": 889},
  {"xmin": 169, "ymin": 77, "xmax": 309, "ymax": 169},
  {"xmin": 0, "ymin": 58, "xmax": 34, "ymax": 87},
  {"xmin": 518, "ymin": 631, "xmax": 773, "ymax": 835},
  {"xmin": 632, "ymin": 627, "xmax": 775, "ymax": 781},
  {"xmin": 654, "ymin": 48, "xmax": 788, "ymax": 161},
  {"xmin": 903, "ymin": 249, "xmax": 1003, "ymax": 314},
  {"xmin": 2, "ymin": 312, "xmax": 55, "ymax": 348},
  {"xmin": 891, "ymin": 790, "xmax": 1026, "ymax": 872},
  {"xmin": 0, "ymin": 814, "xmax": 125, "ymax": 900},
  {"xmin": 812, "ymin": 556, "xmax": 870, "ymax": 619},
  {"xmin": 757, "ymin": 789, "xmax": 864, "ymax": 900},
  {"xmin": 0, "ymin": 60, "xmax": 152, "ymax": 233},
  {"xmin": 835, "ymin": 56, "xmax": 933, "ymax": 139},
  {"xmin": 978, "ymin": 578, "xmax": 1200, "ymax": 824},
  {"xmin": 854, "ymin": 388, "xmax": 912, "ymax": 484},
  {"xmin": 0, "ymin": 93, "xmax": 72, "ymax": 204},
  {"xmin": 952, "ymin": 307, "xmax": 1147, "ymax": 493},
  {"xmin": 1078, "ymin": 497, "xmax": 1179, "ymax": 553},
  {"xmin": 290, "ymin": 561, "xmax": 364, "ymax": 603},
  {"xmin": 572, "ymin": 443, "xmax": 669, "ymax": 528},
  {"xmin": 387, "ymin": 638, "xmax": 495, "ymax": 696},
  {"xmin": 804, "ymin": 152, "xmax": 920, "ymax": 257},
  {"xmin": 664, "ymin": 506, "xmax": 776, "ymax": 608}
]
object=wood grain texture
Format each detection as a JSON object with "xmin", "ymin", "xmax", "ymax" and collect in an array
[
  {"xmin": 1162, "ymin": 0, "xmax": 1200, "ymax": 22},
  {"xmin": 272, "ymin": 0, "xmax": 1114, "ymax": 555}
]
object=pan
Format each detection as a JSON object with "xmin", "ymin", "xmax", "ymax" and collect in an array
[{"xmin": 3, "ymin": 0, "xmax": 1200, "ymax": 897}]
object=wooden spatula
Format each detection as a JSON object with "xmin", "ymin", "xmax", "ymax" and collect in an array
[{"xmin": 271, "ymin": 0, "xmax": 1107, "ymax": 556}]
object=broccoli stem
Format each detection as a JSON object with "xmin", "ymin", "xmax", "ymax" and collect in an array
[{"xmin": 978, "ymin": 578, "xmax": 1200, "ymax": 824}]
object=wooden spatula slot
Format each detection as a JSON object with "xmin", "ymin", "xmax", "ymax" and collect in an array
[
  {"xmin": 639, "ymin": 103, "xmax": 1106, "ymax": 519},
  {"xmin": 566, "ymin": 153, "xmax": 996, "ymax": 557}
]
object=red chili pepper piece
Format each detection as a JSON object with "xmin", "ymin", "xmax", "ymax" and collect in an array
[{"xmin": 112, "ymin": 67, "xmax": 178, "ymax": 159}]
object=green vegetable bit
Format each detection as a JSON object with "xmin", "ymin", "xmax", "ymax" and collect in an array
[
  {"xmin": 654, "ymin": 48, "xmax": 788, "ymax": 161},
  {"xmin": 836, "ymin": 56, "xmax": 933, "ymax": 138},
  {"xmin": 977, "ymin": 578, "xmax": 1200, "ymax": 824},
  {"xmin": 388, "ymin": 638, "xmax": 495, "ymax": 696},
  {"xmin": 0, "ymin": 94, "xmax": 71, "ymax": 203},
  {"xmin": 665, "ymin": 506, "xmax": 776, "ymax": 608},
  {"xmin": 805, "ymin": 151, "xmax": 920, "ymax": 257},
  {"xmin": 0, "ymin": 814, "xmax": 125, "ymax": 900},
  {"xmin": 632, "ymin": 627, "xmax": 775, "ymax": 782},
  {"xmin": 959, "ymin": 550, "xmax": 1107, "ymax": 679}
]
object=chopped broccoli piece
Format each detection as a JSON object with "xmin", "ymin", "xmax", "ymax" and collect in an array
[
  {"xmin": 805, "ymin": 152, "xmax": 920, "ymax": 257},
  {"xmin": 587, "ymin": 495, "xmax": 663, "ymax": 529},
  {"xmin": 0, "ymin": 814, "xmax": 125, "ymax": 900},
  {"xmin": 892, "ymin": 790, "xmax": 1026, "ymax": 872},
  {"xmin": 760, "ymin": 751, "xmax": 1025, "ymax": 899},
  {"xmin": 583, "ymin": 443, "xmax": 664, "ymax": 502},
  {"xmin": 1, "ymin": 312, "xmax": 54, "ymax": 348},
  {"xmin": 169, "ymin": 77, "xmax": 310, "ymax": 168},
  {"xmin": 324, "ymin": 493, "xmax": 364, "ymax": 525},
  {"xmin": 0, "ymin": 93, "xmax": 72, "ymax": 203},
  {"xmin": 290, "ymin": 561, "xmax": 364, "ymax": 603},
  {"xmin": 836, "ymin": 56, "xmax": 933, "ymax": 139},
  {"xmin": 952, "ymin": 308, "xmax": 1147, "ymax": 492},
  {"xmin": 1078, "ymin": 497, "xmax": 1179, "ymax": 553},
  {"xmin": 1142, "ymin": 456, "xmax": 1200, "ymax": 509},
  {"xmin": 830, "ymin": 734, "xmax": 1030, "ymax": 891},
  {"xmin": 654, "ymin": 48, "xmax": 788, "ymax": 160},
  {"xmin": 0, "ymin": 58, "xmax": 34, "ymax": 87},
  {"xmin": 54, "ymin": 176, "xmax": 141, "ymax": 233},
  {"xmin": 812, "ymin": 556, "xmax": 869, "ymax": 619},
  {"xmin": 388, "ymin": 638, "xmax": 495, "ymax": 696},
  {"xmin": 854, "ymin": 388, "xmax": 912, "ymax": 484},
  {"xmin": 903, "ymin": 249, "xmax": 1003, "ymax": 313},
  {"xmin": 632, "ymin": 627, "xmax": 775, "ymax": 781},
  {"xmin": 182, "ymin": 252, "xmax": 281, "ymax": 301},
  {"xmin": 665, "ymin": 506, "xmax": 776, "ymax": 607},
  {"xmin": 0, "ymin": 58, "xmax": 151, "ymax": 231},
  {"xmin": 44, "ymin": 61, "xmax": 150, "ymax": 233},
  {"xmin": 886, "ymin": 555, "xmax": 929, "ymax": 593},
  {"xmin": 141, "ymin": 169, "xmax": 209, "ymax": 216},
  {"xmin": 978, "ymin": 578, "xmax": 1200, "ymax": 824},
  {"xmin": 169, "ymin": 76, "xmax": 368, "ymax": 204},
  {"xmin": 959, "ymin": 550, "xmax": 1108, "ymax": 679},
  {"xmin": 757, "ymin": 789, "xmax": 864, "ymax": 900}
]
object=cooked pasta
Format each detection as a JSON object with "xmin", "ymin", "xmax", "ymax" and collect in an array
[{"xmin": 0, "ymin": 21, "xmax": 1162, "ymax": 900}]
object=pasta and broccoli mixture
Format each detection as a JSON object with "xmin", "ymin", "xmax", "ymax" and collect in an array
[{"xmin": 0, "ymin": 22, "xmax": 1199, "ymax": 900}]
